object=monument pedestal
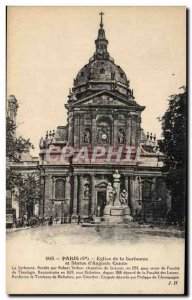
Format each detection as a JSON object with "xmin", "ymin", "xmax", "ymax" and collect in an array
[{"xmin": 102, "ymin": 205, "xmax": 133, "ymax": 224}]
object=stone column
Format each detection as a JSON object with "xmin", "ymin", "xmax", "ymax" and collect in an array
[
  {"xmin": 112, "ymin": 119, "xmax": 118, "ymax": 148},
  {"xmin": 151, "ymin": 177, "xmax": 156, "ymax": 202},
  {"xmin": 136, "ymin": 115, "xmax": 141, "ymax": 147},
  {"xmin": 68, "ymin": 111, "xmax": 74, "ymax": 146},
  {"xmin": 131, "ymin": 114, "xmax": 136, "ymax": 146},
  {"xmin": 79, "ymin": 175, "xmax": 84, "ymax": 215},
  {"xmin": 113, "ymin": 112, "xmax": 118, "ymax": 146},
  {"xmin": 91, "ymin": 113, "xmax": 97, "ymax": 147},
  {"xmin": 125, "ymin": 115, "xmax": 131, "ymax": 146},
  {"xmin": 74, "ymin": 113, "xmax": 80, "ymax": 148},
  {"xmin": 65, "ymin": 175, "xmax": 71, "ymax": 202},
  {"xmin": 72, "ymin": 175, "xmax": 78, "ymax": 217},
  {"xmin": 65, "ymin": 176, "xmax": 71, "ymax": 219},
  {"xmin": 52, "ymin": 177, "xmax": 55, "ymax": 199},
  {"xmin": 90, "ymin": 174, "xmax": 95, "ymax": 215},
  {"xmin": 79, "ymin": 113, "xmax": 84, "ymax": 147},
  {"xmin": 139, "ymin": 177, "xmax": 143, "ymax": 201},
  {"xmin": 129, "ymin": 176, "xmax": 135, "ymax": 214},
  {"xmin": 44, "ymin": 175, "xmax": 51, "ymax": 216},
  {"xmin": 124, "ymin": 175, "xmax": 129, "ymax": 203},
  {"xmin": 39, "ymin": 173, "xmax": 45, "ymax": 216}
]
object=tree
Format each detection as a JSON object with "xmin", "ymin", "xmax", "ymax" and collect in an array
[
  {"xmin": 6, "ymin": 116, "xmax": 34, "ymax": 161},
  {"xmin": 159, "ymin": 87, "xmax": 186, "ymax": 222},
  {"xmin": 6, "ymin": 115, "xmax": 34, "ymax": 190},
  {"xmin": 6, "ymin": 111, "xmax": 41, "ymax": 218},
  {"xmin": 19, "ymin": 173, "xmax": 42, "ymax": 217}
]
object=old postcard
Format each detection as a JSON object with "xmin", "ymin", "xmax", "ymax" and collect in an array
[{"xmin": 6, "ymin": 6, "xmax": 186, "ymax": 295}]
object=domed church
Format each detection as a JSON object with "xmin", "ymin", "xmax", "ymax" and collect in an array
[{"xmin": 39, "ymin": 13, "xmax": 170, "ymax": 223}]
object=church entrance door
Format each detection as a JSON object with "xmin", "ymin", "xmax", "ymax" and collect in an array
[{"xmin": 97, "ymin": 191, "xmax": 106, "ymax": 217}]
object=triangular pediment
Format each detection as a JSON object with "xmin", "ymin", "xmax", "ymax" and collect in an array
[{"xmin": 72, "ymin": 90, "xmax": 144, "ymax": 109}]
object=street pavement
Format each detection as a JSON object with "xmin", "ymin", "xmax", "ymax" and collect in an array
[{"xmin": 6, "ymin": 223, "xmax": 184, "ymax": 246}]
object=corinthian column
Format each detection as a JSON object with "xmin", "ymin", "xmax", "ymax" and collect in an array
[
  {"xmin": 91, "ymin": 112, "xmax": 97, "ymax": 147},
  {"xmin": 79, "ymin": 175, "xmax": 84, "ymax": 216},
  {"xmin": 125, "ymin": 115, "xmax": 131, "ymax": 146},
  {"xmin": 129, "ymin": 176, "xmax": 135, "ymax": 214},
  {"xmin": 74, "ymin": 113, "xmax": 80, "ymax": 148},
  {"xmin": 68, "ymin": 111, "xmax": 74, "ymax": 146},
  {"xmin": 65, "ymin": 176, "xmax": 71, "ymax": 202},
  {"xmin": 72, "ymin": 175, "xmax": 78, "ymax": 217},
  {"xmin": 90, "ymin": 174, "xmax": 95, "ymax": 215},
  {"xmin": 131, "ymin": 114, "xmax": 136, "ymax": 146},
  {"xmin": 124, "ymin": 175, "xmax": 129, "ymax": 204}
]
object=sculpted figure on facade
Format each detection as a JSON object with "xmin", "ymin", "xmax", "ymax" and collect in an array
[
  {"xmin": 120, "ymin": 189, "xmax": 128, "ymax": 206},
  {"xmin": 84, "ymin": 184, "xmax": 90, "ymax": 198},
  {"xmin": 113, "ymin": 170, "xmax": 121, "ymax": 206},
  {"xmin": 84, "ymin": 128, "xmax": 91, "ymax": 143},
  {"xmin": 39, "ymin": 137, "xmax": 45, "ymax": 150},
  {"xmin": 106, "ymin": 183, "xmax": 115, "ymax": 205},
  {"xmin": 118, "ymin": 129, "xmax": 124, "ymax": 144}
]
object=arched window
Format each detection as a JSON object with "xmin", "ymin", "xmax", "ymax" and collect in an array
[
  {"xmin": 100, "ymin": 68, "xmax": 105, "ymax": 74},
  {"xmin": 80, "ymin": 71, "xmax": 84, "ymax": 77},
  {"xmin": 55, "ymin": 179, "xmax": 65, "ymax": 199}
]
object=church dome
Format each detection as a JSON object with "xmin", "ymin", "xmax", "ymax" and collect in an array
[
  {"xmin": 72, "ymin": 13, "xmax": 132, "ymax": 99},
  {"xmin": 75, "ymin": 60, "xmax": 128, "ymax": 88}
]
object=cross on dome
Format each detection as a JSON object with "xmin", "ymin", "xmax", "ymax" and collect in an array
[{"xmin": 99, "ymin": 12, "xmax": 104, "ymax": 28}]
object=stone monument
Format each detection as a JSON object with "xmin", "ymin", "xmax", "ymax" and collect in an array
[{"xmin": 102, "ymin": 170, "xmax": 133, "ymax": 224}]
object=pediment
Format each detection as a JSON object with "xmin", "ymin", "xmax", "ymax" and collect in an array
[
  {"xmin": 73, "ymin": 90, "xmax": 143, "ymax": 109},
  {"xmin": 95, "ymin": 181, "xmax": 108, "ymax": 188}
]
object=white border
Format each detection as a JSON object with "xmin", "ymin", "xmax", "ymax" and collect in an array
[{"xmin": 0, "ymin": 1, "xmax": 190, "ymax": 299}]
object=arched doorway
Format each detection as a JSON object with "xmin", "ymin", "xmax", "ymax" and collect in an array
[{"xmin": 95, "ymin": 181, "xmax": 108, "ymax": 216}]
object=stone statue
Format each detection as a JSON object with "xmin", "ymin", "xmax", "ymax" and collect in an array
[
  {"xmin": 113, "ymin": 170, "xmax": 121, "ymax": 206},
  {"xmin": 84, "ymin": 185, "xmax": 90, "ymax": 198},
  {"xmin": 118, "ymin": 129, "xmax": 124, "ymax": 144},
  {"xmin": 84, "ymin": 129, "xmax": 91, "ymax": 143},
  {"xmin": 120, "ymin": 189, "xmax": 128, "ymax": 206},
  {"xmin": 106, "ymin": 183, "xmax": 115, "ymax": 206},
  {"xmin": 39, "ymin": 137, "xmax": 45, "ymax": 150}
]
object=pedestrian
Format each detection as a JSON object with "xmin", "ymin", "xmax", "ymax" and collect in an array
[
  {"xmin": 68, "ymin": 215, "xmax": 71, "ymax": 223},
  {"xmin": 78, "ymin": 215, "xmax": 81, "ymax": 225},
  {"xmin": 48, "ymin": 216, "xmax": 53, "ymax": 226}
]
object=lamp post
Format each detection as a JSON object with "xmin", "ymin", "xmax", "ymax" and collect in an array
[{"xmin": 61, "ymin": 201, "xmax": 64, "ymax": 224}]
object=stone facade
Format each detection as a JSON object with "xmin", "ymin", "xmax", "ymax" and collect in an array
[{"xmin": 38, "ymin": 16, "xmax": 171, "ymax": 222}]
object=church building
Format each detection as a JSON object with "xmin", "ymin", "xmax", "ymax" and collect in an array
[{"xmin": 38, "ymin": 14, "xmax": 170, "ymax": 222}]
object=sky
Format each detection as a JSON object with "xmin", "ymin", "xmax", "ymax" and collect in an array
[{"xmin": 7, "ymin": 6, "xmax": 186, "ymax": 156}]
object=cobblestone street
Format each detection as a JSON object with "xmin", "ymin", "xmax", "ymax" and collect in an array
[{"xmin": 7, "ymin": 224, "xmax": 184, "ymax": 247}]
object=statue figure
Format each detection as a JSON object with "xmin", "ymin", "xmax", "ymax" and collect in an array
[
  {"xmin": 113, "ymin": 170, "xmax": 121, "ymax": 206},
  {"xmin": 39, "ymin": 137, "xmax": 45, "ymax": 150},
  {"xmin": 106, "ymin": 183, "xmax": 115, "ymax": 205},
  {"xmin": 84, "ymin": 185, "xmax": 90, "ymax": 198},
  {"xmin": 120, "ymin": 189, "xmax": 128, "ymax": 206},
  {"xmin": 84, "ymin": 129, "xmax": 91, "ymax": 143},
  {"xmin": 118, "ymin": 129, "xmax": 124, "ymax": 144}
]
